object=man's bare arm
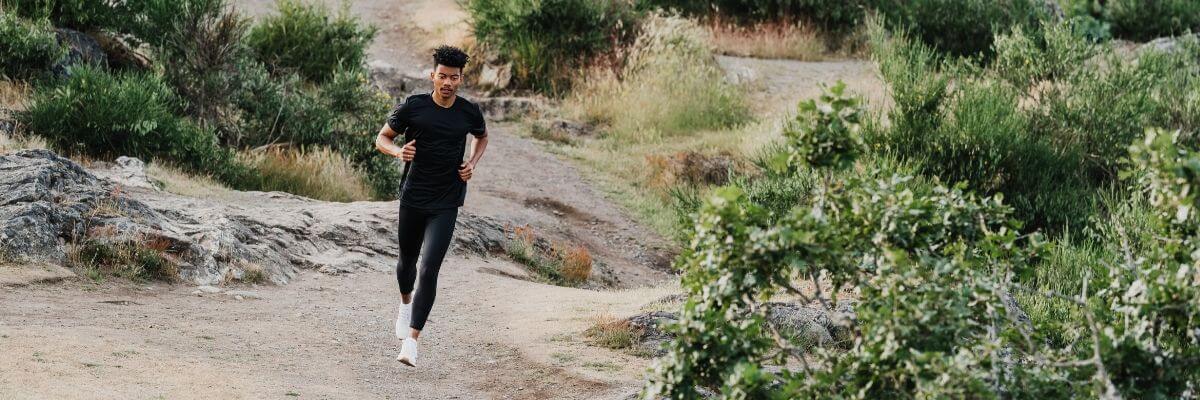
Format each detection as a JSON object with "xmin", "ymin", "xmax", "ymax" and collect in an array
[
  {"xmin": 465, "ymin": 130, "xmax": 488, "ymax": 167},
  {"xmin": 376, "ymin": 124, "xmax": 415, "ymax": 161}
]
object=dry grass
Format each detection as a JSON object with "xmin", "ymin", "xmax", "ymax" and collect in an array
[
  {"xmin": 145, "ymin": 160, "xmax": 238, "ymax": 199},
  {"xmin": 564, "ymin": 13, "xmax": 750, "ymax": 144},
  {"xmin": 552, "ymin": 240, "xmax": 593, "ymax": 284},
  {"xmin": 583, "ymin": 312, "xmax": 643, "ymax": 350},
  {"xmin": 502, "ymin": 223, "xmax": 593, "ymax": 286},
  {"xmin": 238, "ymin": 145, "xmax": 372, "ymax": 202},
  {"xmin": 707, "ymin": 19, "xmax": 828, "ymax": 61},
  {"xmin": 0, "ymin": 79, "xmax": 30, "ymax": 110}
]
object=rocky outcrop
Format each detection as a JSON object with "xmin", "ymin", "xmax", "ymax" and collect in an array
[
  {"xmin": 51, "ymin": 28, "xmax": 108, "ymax": 77},
  {"xmin": 368, "ymin": 60, "xmax": 430, "ymax": 100},
  {"xmin": 475, "ymin": 96, "xmax": 545, "ymax": 121},
  {"xmin": 0, "ymin": 149, "xmax": 507, "ymax": 285},
  {"xmin": 624, "ymin": 298, "xmax": 857, "ymax": 358}
]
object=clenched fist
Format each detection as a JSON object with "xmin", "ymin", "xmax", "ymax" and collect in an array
[
  {"xmin": 458, "ymin": 161, "xmax": 474, "ymax": 182},
  {"xmin": 400, "ymin": 139, "xmax": 416, "ymax": 162}
]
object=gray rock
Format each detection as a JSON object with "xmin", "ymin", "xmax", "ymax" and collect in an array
[
  {"xmin": 225, "ymin": 290, "xmax": 260, "ymax": 299},
  {"xmin": 475, "ymin": 96, "xmax": 544, "ymax": 121},
  {"xmin": 368, "ymin": 60, "xmax": 429, "ymax": 100},
  {"xmin": 51, "ymin": 28, "xmax": 107, "ymax": 78},
  {"xmin": 195, "ymin": 285, "xmax": 222, "ymax": 294},
  {"xmin": 89, "ymin": 156, "xmax": 160, "ymax": 191},
  {"xmin": 0, "ymin": 149, "xmax": 508, "ymax": 285},
  {"xmin": 1138, "ymin": 33, "xmax": 1200, "ymax": 55},
  {"xmin": 626, "ymin": 311, "xmax": 678, "ymax": 357},
  {"xmin": 477, "ymin": 62, "xmax": 513, "ymax": 91},
  {"xmin": 546, "ymin": 119, "xmax": 594, "ymax": 138},
  {"xmin": 623, "ymin": 299, "xmax": 858, "ymax": 358}
]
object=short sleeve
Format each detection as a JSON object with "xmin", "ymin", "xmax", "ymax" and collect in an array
[
  {"xmin": 387, "ymin": 96, "xmax": 414, "ymax": 134},
  {"xmin": 469, "ymin": 103, "xmax": 487, "ymax": 137}
]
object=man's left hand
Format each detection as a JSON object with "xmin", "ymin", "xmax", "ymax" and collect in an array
[{"xmin": 458, "ymin": 161, "xmax": 474, "ymax": 182}]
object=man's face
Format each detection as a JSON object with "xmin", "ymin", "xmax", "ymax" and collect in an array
[{"xmin": 431, "ymin": 64, "xmax": 462, "ymax": 98}]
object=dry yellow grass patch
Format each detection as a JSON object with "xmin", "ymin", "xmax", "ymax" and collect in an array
[
  {"xmin": 238, "ymin": 145, "xmax": 372, "ymax": 202},
  {"xmin": 707, "ymin": 19, "xmax": 828, "ymax": 61}
]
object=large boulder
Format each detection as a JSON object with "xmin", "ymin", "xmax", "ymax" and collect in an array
[
  {"xmin": 0, "ymin": 149, "xmax": 508, "ymax": 285},
  {"xmin": 368, "ymin": 60, "xmax": 430, "ymax": 100},
  {"xmin": 50, "ymin": 28, "xmax": 107, "ymax": 77}
]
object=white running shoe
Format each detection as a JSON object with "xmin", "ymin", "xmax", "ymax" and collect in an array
[
  {"xmin": 395, "ymin": 300, "xmax": 413, "ymax": 339},
  {"xmin": 397, "ymin": 337, "xmax": 419, "ymax": 367}
]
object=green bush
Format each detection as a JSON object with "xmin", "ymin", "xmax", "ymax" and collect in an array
[
  {"xmin": 0, "ymin": 0, "xmax": 127, "ymax": 32},
  {"xmin": 126, "ymin": 0, "xmax": 250, "ymax": 123},
  {"xmin": 230, "ymin": 60, "xmax": 335, "ymax": 147},
  {"xmin": 0, "ymin": 12, "xmax": 63, "ymax": 79},
  {"xmin": 872, "ymin": 0, "xmax": 1047, "ymax": 58},
  {"xmin": 465, "ymin": 0, "xmax": 641, "ymax": 95},
  {"xmin": 19, "ymin": 64, "xmax": 253, "ymax": 186},
  {"xmin": 245, "ymin": 0, "xmax": 376, "ymax": 83},
  {"xmin": 636, "ymin": 0, "xmax": 867, "ymax": 33},
  {"xmin": 770, "ymin": 80, "xmax": 865, "ymax": 171},
  {"xmin": 869, "ymin": 21, "xmax": 1200, "ymax": 232},
  {"xmin": 321, "ymin": 66, "xmax": 401, "ymax": 199},
  {"xmin": 1104, "ymin": 0, "xmax": 1200, "ymax": 42}
]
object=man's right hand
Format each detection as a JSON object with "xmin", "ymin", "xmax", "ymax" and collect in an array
[{"xmin": 401, "ymin": 139, "xmax": 416, "ymax": 162}]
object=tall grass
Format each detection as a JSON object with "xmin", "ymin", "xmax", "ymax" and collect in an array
[
  {"xmin": 705, "ymin": 18, "xmax": 827, "ymax": 60},
  {"xmin": 237, "ymin": 145, "xmax": 372, "ymax": 202},
  {"xmin": 565, "ymin": 12, "xmax": 750, "ymax": 143}
]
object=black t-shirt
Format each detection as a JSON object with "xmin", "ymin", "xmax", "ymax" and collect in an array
[{"xmin": 387, "ymin": 93, "xmax": 487, "ymax": 210}]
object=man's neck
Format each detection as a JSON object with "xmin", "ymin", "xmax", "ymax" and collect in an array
[{"xmin": 432, "ymin": 92, "xmax": 456, "ymax": 108}]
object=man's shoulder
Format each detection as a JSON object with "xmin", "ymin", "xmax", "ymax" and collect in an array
[
  {"xmin": 454, "ymin": 95, "xmax": 483, "ymax": 115},
  {"xmin": 404, "ymin": 93, "xmax": 432, "ymax": 105}
]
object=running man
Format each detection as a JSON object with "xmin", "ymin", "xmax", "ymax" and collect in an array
[{"xmin": 374, "ymin": 45, "xmax": 489, "ymax": 367}]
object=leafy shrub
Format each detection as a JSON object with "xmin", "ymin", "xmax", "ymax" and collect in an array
[
  {"xmin": 1104, "ymin": 0, "xmax": 1200, "ymax": 42},
  {"xmin": 0, "ymin": 12, "xmax": 63, "ymax": 79},
  {"xmin": 245, "ymin": 0, "xmax": 376, "ymax": 83},
  {"xmin": 320, "ymin": 66, "xmax": 401, "ymax": 199},
  {"xmin": 0, "ymin": 0, "xmax": 127, "ymax": 32},
  {"xmin": 230, "ymin": 60, "xmax": 335, "ymax": 147},
  {"xmin": 869, "ymin": 20, "xmax": 1200, "ymax": 232},
  {"xmin": 127, "ymin": 0, "xmax": 251, "ymax": 123},
  {"xmin": 641, "ymin": 98, "xmax": 1200, "ymax": 399},
  {"xmin": 19, "ymin": 64, "xmax": 252, "ymax": 186},
  {"xmin": 465, "ymin": 0, "xmax": 641, "ymax": 94},
  {"xmin": 770, "ymin": 80, "xmax": 865, "ymax": 171},
  {"xmin": 872, "ymin": 0, "xmax": 1047, "ymax": 58}
]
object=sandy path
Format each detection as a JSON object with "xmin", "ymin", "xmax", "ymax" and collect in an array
[{"xmin": 0, "ymin": 254, "xmax": 675, "ymax": 400}]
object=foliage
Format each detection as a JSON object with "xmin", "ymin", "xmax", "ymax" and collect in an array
[
  {"xmin": 19, "ymin": 64, "xmax": 254, "ymax": 186},
  {"xmin": 868, "ymin": 20, "xmax": 1200, "ymax": 232},
  {"xmin": 872, "ymin": 0, "xmax": 1047, "ymax": 58},
  {"xmin": 464, "ymin": 0, "xmax": 641, "ymax": 95},
  {"xmin": 245, "ymin": 0, "xmax": 376, "ymax": 83},
  {"xmin": 0, "ymin": 0, "xmax": 127, "ymax": 32},
  {"xmin": 0, "ymin": 11, "xmax": 63, "ymax": 79},
  {"xmin": 770, "ymin": 80, "xmax": 864, "ymax": 171}
]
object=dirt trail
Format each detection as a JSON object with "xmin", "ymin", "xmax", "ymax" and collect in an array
[{"xmin": 1, "ymin": 2, "xmax": 887, "ymax": 398}]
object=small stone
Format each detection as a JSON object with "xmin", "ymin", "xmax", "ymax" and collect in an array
[
  {"xmin": 226, "ymin": 290, "xmax": 261, "ymax": 300},
  {"xmin": 195, "ymin": 285, "xmax": 221, "ymax": 294}
]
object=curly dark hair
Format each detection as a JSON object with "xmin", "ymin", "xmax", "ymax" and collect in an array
[{"xmin": 432, "ymin": 45, "xmax": 469, "ymax": 70}]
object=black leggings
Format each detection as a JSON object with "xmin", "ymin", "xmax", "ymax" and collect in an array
[{"xmin": 396, "ymin": 205, "xmax": 458, "ymax": 331}]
